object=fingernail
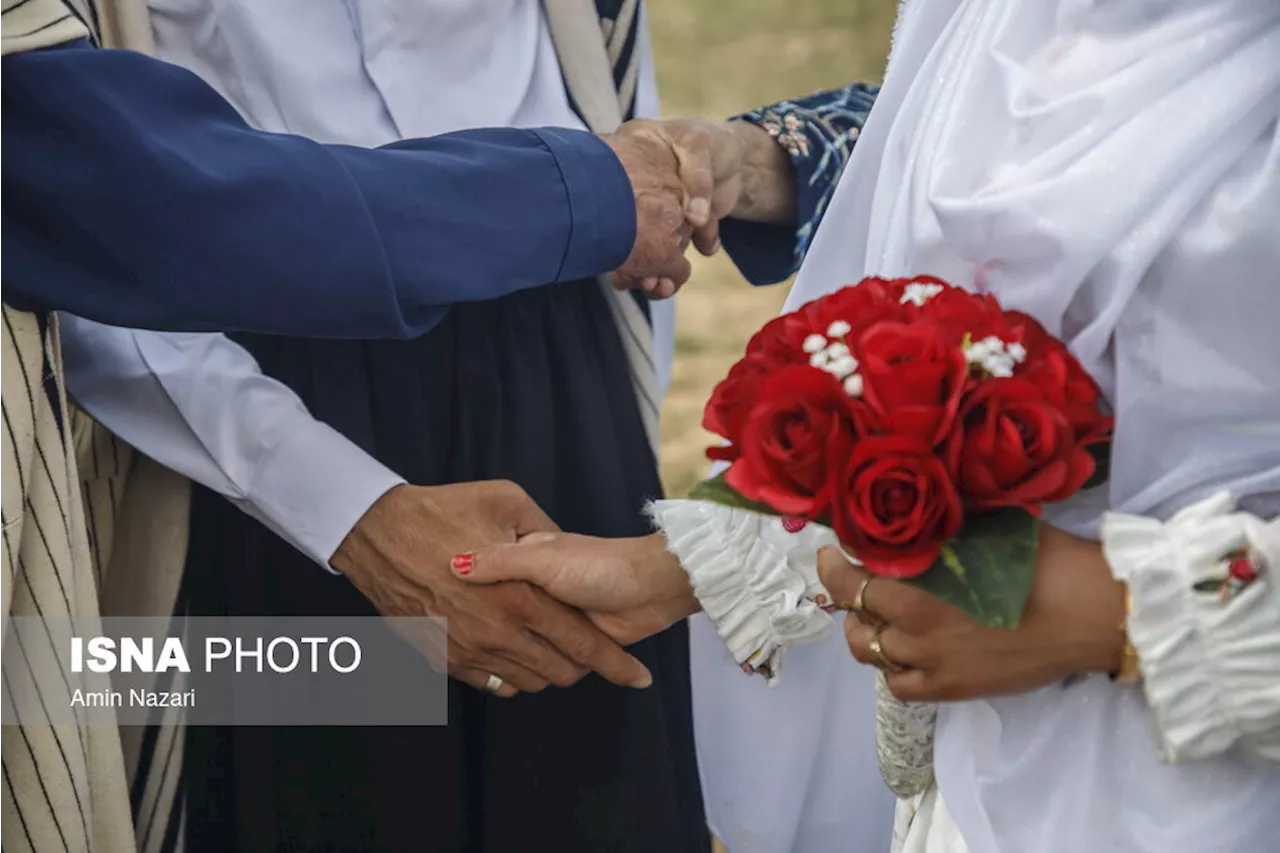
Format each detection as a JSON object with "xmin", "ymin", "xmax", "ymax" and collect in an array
[
  {"xmin": 710, "ymin": 237, "xmax": 721, "ymax": 254},
  {"xmin": 688, "ymin": 197, "xmax": 710, "ymax": 223},
  {"xmin": 451, "ymin": 553, "xmax": 474, "ymax": 574},
  {"xmin": 631, "ymin": 670, "xmax": 653, "ymax": 689}
]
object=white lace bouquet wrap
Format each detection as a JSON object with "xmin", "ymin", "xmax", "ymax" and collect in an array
[
  {"xmin": 875, "ymin": 672, "xmax": 937, "ymax": 797},
  {"xmin": 649, "ymin": 500, "xmax": 938, "ymax": 794}
]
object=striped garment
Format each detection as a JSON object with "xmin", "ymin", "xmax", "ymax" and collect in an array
[
  {"xmin": 546, "ymin": 0, "xmax": 663, "ymax": 455},
  {"xmin": 4, "ymin": 2, "xmax": 185, "ymax": 852},
  {"xmin": 1, "ymin": 302, "xmax": 140, "ymax": 853}
]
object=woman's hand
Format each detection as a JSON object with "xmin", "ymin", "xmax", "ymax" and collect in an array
[
  {"xmin": 819, "ymin": 524, "xmax": 1128, "ymax": 702},
  {"xmin": 455, "ymin": 532, "xmax": 700, "ymax": 647}
]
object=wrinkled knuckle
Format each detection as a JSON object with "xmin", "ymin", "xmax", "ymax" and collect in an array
[
  {"xmin": 497, "ymin": 583, "xmax": 540, "ymax": 621},
  {"xmin": 562, "ymin": 628, "xmax": 602, "ymax": 664},
  {"xmin": 495, "ymin": 479, "xmax": 527, "ymax": 503},
  {"xmin": 550, "ymin": 666, "xmax": 587, "ymax": 689}
]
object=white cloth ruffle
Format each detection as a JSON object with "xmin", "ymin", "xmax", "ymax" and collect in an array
[
  {"xmin": 1102, "ymin": 491, "xmax": 1280, "ymax": 765},
  {"xmin": 647, "ymin": 500, "xmax": 836, "ymax": 682}
]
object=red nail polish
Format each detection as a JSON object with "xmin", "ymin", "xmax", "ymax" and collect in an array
[{"xmin": 451, "ymin": 553, "xmax": 474, "ymax": 574}]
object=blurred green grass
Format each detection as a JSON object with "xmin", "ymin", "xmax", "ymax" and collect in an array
[{"xmin": 649, "ymin": 0, "xmax": 894, "ymax": 498}]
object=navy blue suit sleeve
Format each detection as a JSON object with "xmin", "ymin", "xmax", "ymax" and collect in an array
[
  {"xmin": 1, "ymin": 42, "xmax": 637, "ymax": 338},
  {"xmin": 719, "ymin": 83, "xmax": 879, "ymax": 286}
]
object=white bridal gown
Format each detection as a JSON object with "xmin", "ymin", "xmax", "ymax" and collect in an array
[{"xmin": 673, "ymin": 0, "xmax": 1280, "ymax": 851}]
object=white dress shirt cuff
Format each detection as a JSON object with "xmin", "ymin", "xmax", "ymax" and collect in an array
[
  {"xmin": 1101, "ymin": 491, "xmax": 1280, "ymax": 765},
  {"xmin": 647, "ymin": 499, "xmax": 835, "ymax": 683},
  {"xmin": 240, "ymin": 419, "xmax": 405, "ymax": 571}
]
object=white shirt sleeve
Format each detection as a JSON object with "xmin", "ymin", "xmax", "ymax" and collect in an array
[
  {"xmin": 1101, "ymin": 491, "xmax": 1280, "ymax": 766},
  {"xmin": 58, "ymin": 315, "xmax": 405, "ymax": 569}
]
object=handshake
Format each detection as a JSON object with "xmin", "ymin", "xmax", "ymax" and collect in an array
[
  {"xmin": 601, "ymin": 117, "xmax": 797, "ymax": 299},
  {"xmin": 332, "ymin": 481, "xmax": 701, "ymax": 698}
]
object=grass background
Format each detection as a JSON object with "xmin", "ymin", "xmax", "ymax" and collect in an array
[{"xmin": 647, "ymin": 0, "xmax": 896, "ymax": 498}]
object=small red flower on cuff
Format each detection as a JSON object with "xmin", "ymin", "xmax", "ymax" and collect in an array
[
  {"xmin": 782, "ymin": 517, "xmax": 809, "ymax": 533},
  {"xmin": 1193, "ymin": 549, "xmax": 1264, "ymax": 601}
]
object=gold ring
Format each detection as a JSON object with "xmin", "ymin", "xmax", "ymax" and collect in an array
[
  {"xmin": 834, "ymin": 576, "xmax": 874, "ymax": 613},
  {"xmin": 868, "ymin": 626, "xmax": 905, "ymax": 673},
  {"xmin": 853, "ymin": 576, "xmax": 873, "ymax": 613}
]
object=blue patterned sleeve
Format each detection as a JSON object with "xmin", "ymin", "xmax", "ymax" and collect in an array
[{"xmin": 719, "ymin": 82, "xmax": 879, "ymax": 286}]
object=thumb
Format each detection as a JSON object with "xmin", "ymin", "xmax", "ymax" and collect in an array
[
  {"xmin": 671, "ymin": 131, "xmax": 715, "ymax": 226},
  {"xmin": 451, "ymin": 540, "xmax": 547, "ymax": 586}
]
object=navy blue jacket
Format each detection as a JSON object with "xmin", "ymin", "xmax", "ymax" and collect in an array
[{"xmin": 2, "ymin": 42, "xmax": 637, "ymax": 339}]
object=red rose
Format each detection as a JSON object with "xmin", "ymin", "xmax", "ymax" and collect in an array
[
  {"xmin": 790, "ymin": 278, "xmax": 916, "ymax": 346},
  {"xmin": 957, "ymin": 377, "xmax": 1097, "ymax": 513},
  {"xmin": 918, "ymin": 287, "xmax": 1010, "ymax": 343},
  {"xmin": 724, "ymin": 365, "xmax": 861, "ymax": 517},
  {"xmin": 744, "ymin": 312, "xmax": 817, "ymax": 362},
  {"xmin": 998, "ymin": 312, "xmax": 1113, "ymax": 444},
  {"xmin": 853, "ymin": 321, "xmax": 968, "ymax": 447},
  {"xmin": 1001, "ymin": 311, "xmax": 1059, "ymax": 358},
  {"xmin": 703, "ymin": 356, "xmax": 770, "ymax": 460},
  {"xmin": 830, "ymin": 435, "xmax": 963, "ymax": 578}
]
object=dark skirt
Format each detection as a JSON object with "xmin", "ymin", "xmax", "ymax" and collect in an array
[{"xmin": 181, "ymin": 279, "xmax": 708, "ymax": 852}]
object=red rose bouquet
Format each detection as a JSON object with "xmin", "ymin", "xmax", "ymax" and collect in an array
[{"xmin": 692, "ymin": 275, "xmax": 1113, "ymax": 626}]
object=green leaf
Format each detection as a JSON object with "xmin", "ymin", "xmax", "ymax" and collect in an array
[
  {"xmin": 686, "ymin": 471, "xmax": 780, "ymax": 516},
  {"xmin": 904, "ymin": 508, "xmax": 1039, "ymax": 628}
]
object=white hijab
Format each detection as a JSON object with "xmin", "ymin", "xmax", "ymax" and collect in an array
[{"xmin": 696, "ymin": 0, "xmax": 1280, "ymax": 851}]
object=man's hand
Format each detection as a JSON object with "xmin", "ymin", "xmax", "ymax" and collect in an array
[
  {"xmin": 601, "ymin": 124, "xmax": 704, "ymax": 296},
  {"xmin": 453, "ymin": 532, "xmax": 700, "ymax": 646},
  {"xmin": 602, "ymin": 117, "xmax": 798, "ymax": 298},
  {"xmin": 331, "ymin": 482, "xmax": 653, "ymax": 697}
]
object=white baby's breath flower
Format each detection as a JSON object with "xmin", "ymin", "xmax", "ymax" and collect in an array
[
  {"xmin": 803, "ymin": 334, "xmax": 828, "ymax": 353},
  {"xmin": 899, "ymin": 282, "xmax": 945, "ymax": 307}
]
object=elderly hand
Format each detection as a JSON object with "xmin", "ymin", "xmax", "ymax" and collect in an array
[
  {"xmin": 818, "ymin": 524, "xmax": 1128, "ymax": 702},
  {"xmin": 331, "ymin": 483, "xmax": 654, "ymax": 697},
  {"xmin": 602, "ymin": 116, "xmax": 794, "ymax": 299},
  {"xmin": 452, "ymin": 532, "xmax": 700, "ymax": 647}
]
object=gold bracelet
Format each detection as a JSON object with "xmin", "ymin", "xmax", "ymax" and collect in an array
[{"xmin": 1112, "ymin": 583, "xmax": 1142, "ymax": 685}]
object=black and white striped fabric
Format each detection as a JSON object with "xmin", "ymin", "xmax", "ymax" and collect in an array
[
  {"xmin": 2, "ymin": 301, "xmax": 139, "ymax": 853},
  {"xmin": 4, "ymin": 4, "xmax": 184, "ymax": 852},
  {"xmin": 544, "ymin": 0, "xmax": 663, "ymax": 454},
  {"xmin": 1, "ymin": 0, "xmax": 88, "ymax": 55}
]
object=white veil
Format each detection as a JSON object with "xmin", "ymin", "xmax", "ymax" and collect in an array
[{"xmin": 692, "ymin": 0, "xmax": 1280, "ymax": 850}]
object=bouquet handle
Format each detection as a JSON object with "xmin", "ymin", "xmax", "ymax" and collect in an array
[{"xmin": 874, "ymin": 671, "xmax": 937, "ymax": 797}]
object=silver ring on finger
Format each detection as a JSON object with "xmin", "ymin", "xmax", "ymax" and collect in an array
[{"xmin": 483, "ymin": 673, "xmax": 504, "ymax": 694}]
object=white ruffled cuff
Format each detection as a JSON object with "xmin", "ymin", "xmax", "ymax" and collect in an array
[
  {"xmin": 647, "ymin": 500, "xmax": 838, "ymax": 684},
  {"xmin": 1101, "ymin": 491, "xmax": 1280, "ymax": 765}
]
